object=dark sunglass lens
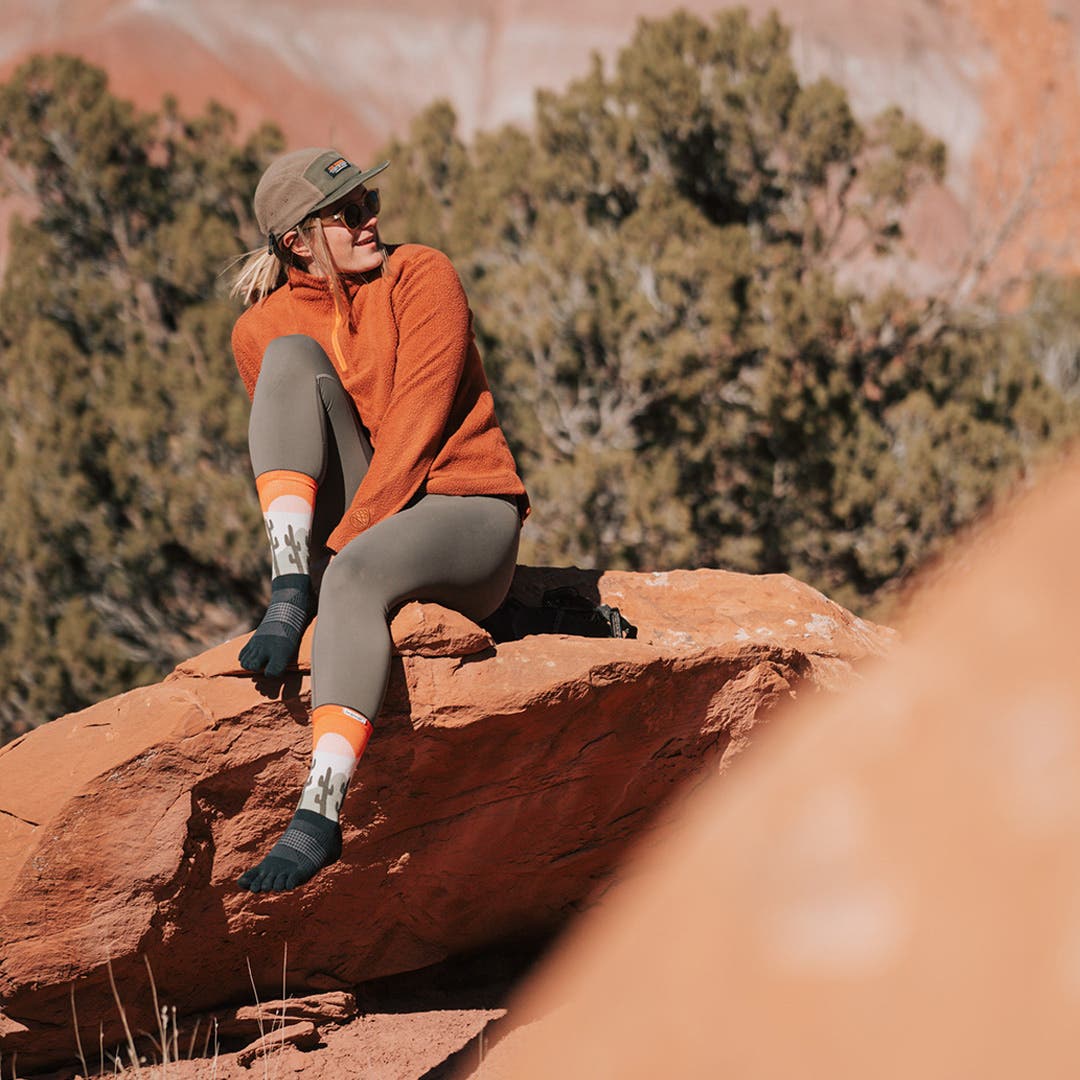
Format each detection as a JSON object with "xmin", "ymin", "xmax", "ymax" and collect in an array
[{"xmin": 336, "ymin": 190, "xmax": 379, "ymax": 229}]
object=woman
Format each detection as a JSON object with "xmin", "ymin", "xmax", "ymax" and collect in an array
[{"xmin": 230, "ymin": 147, "xmax": 528, "ymax": 893}]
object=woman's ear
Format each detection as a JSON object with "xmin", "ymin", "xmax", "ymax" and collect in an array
[{"xmin": 282, "ymin": 229, "xmax": 312, "ymax": 260}]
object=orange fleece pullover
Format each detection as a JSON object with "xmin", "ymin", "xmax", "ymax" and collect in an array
[{"xmin": 232, "ymin": 243, "xmax": 528, "ymax": 553}]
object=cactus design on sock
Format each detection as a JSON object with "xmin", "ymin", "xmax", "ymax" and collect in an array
[
  {"xmin": 265, "ymin": 519, "xmax": 284, "ymax": 576},
  {"xmin": 257, "ymin": 470, "xmax": 316, "ymax": 581},
  {"xmin": 315, "ymin": 766, "xmax": 334, "ymax": 816},
  {"xmin": 283, "ymin": 522, "xmax": 309, "ymax": 574},
  {"xmin": 299, "ymin": 766, "xmax": 350, "ymax": 819},
  {"xmin": 296, "ymin": 707, "xmax": 370, "ymax": 823}
]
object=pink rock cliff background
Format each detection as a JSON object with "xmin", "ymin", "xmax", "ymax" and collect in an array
[{"xmin": 1, "ymin": 0, "xmax": 1078, "ymax": 290}]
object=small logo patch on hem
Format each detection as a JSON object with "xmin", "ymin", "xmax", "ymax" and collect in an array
[
  {"xmin": 325, "ymin": 157, "xmax": 351, "ymax": 176},
  {"xmin": 342, "ymin": 706, "xmax": 371, "ymax": 727}
]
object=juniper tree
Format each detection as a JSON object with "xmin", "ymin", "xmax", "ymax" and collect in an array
[
  {"xmin": 0, "ymin": 55, "xmax": 282, "ymax": 739},
  {"xmin": 377, "ymin": 9, "xmax": 1075, "ymax": 609}
]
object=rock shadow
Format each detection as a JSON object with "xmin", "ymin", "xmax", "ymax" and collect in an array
[{"xmin": 480, "ymin": 566, "xmax": 634, "ymax": 644}]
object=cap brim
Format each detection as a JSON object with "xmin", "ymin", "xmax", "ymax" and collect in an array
[{"xmin": 308, "ymin": 160, "xmax": 391, "ymax": 216}]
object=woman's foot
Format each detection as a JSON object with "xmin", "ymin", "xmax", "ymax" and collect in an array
[
  {"xmin": 239, "ymin": 574, "xmax": 313, "ymax": 678},
  {"xmin": 237, "ymin": 809, "xmax": 342, "ymax": 892}
]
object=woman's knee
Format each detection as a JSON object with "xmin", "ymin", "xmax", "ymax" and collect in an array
[
  {"xmin": 257, "ymin": 335, "xmax": 334, "ymax": 390},
  {"xmin": 319, "ymin": 542, "xmax": 390, "ymax": 614}
]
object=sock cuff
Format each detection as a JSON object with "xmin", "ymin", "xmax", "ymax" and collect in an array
[
  {"xmin": 269, "ymin": 572, "xmax": 312, "ymax": 593},
  {"xmin": 256, "ymin": 469, "xmax": 318, "ymax": 513},
  {"xmin": 312, "ymin": 704, "xmax": 374, "ymax": 758}
]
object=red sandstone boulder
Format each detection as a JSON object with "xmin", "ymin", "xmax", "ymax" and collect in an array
[{"xmin": 0, "ymin": 565, "xmax": 890, "ymax": 1073}]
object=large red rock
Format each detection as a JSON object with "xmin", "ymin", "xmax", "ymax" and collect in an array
[
  {"xmin": 463, "ymin": 461, "xmax": 1080, "ymax": 1080},
  {"xmin": 0, "ymin": 565, "xmax": 889, "ymax": 1073}
]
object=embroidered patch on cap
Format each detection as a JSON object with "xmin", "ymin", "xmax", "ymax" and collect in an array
[{"xmin": 325, "ymin": 157, "xmax": 351, "ymax": 176}]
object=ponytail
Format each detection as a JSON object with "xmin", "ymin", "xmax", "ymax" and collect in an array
[{"xmin": 229, "ymin": 247, "xmax": 287, "ymax": 306}]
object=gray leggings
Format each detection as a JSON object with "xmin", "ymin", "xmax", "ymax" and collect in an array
[{"xmin": 249, "ymin": 334, "xmax": 521, "ymax": 720}]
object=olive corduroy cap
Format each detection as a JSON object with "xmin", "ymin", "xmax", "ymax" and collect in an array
[{"xmin": 254, "ymin": 147, "xmax": 390, "ymax": 249}]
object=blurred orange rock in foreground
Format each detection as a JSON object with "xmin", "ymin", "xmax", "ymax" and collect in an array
[{"xmin": 470, "ymin": 456, "xmax": 1080, "ymax": 1080}]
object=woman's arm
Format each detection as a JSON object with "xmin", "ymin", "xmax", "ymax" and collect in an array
[
  {"xmin": 231, "ymin": 318, "xmax": 264, "ymax": 400},
  {"xmin": 325, "ymin": 248, "xmax": 471, "ymax": 551}
]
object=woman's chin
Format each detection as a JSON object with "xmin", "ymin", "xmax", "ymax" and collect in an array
[{"xmin": 345, "ymin": 247, "xmax": 385, "ymax": 274}]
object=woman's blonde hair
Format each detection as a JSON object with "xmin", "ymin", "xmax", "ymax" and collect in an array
[{"xmin": 229, "ymin": 215, "xmax": 388, "ymax": 313}]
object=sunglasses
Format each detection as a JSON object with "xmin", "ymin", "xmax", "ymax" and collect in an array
[{"xmin": 322, "ymin": 189, "xmax": 381, "ymax": 230}]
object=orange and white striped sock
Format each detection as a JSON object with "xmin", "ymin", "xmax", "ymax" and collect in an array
[
  {"xmin": 296, "ymin": 704, "xmax": 374, "ymax": 823},
  {"xmin": 238, "ymin": 470, "xmax": 320, "ymax": 679},
  {"xmin": 237, "ymin": 702, "xmax": 373, "ymax": 892},
  {"xmin": 256, "ymin": 469, "xmax": 317, "ymax": 578}
]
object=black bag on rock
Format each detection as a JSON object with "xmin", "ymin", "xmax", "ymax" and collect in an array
[{"xmin": 481, "ymin": 586, "xmax": 638, "ymax": 643}]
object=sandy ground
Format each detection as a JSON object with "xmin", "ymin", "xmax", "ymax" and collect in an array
[
  {"xmin": 26, "ymin": 936, "xmax": 552, "ymax": 1080},
  {"xmin": 84, "ymin": 1009, "xmax": 501, "ymax": 1080}
]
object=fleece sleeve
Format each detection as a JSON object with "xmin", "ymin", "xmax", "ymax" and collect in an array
[
  {"xmin": 231, "ymin": 318, "xmax": 264, "ymax": 401},
  {"xmin": 325, "ymin": 250, "xmax": 470, "ymax": 551}
]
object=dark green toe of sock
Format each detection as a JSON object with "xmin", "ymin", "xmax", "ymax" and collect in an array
[
  {"xmin": 239, "ymin": 574, "xmax": 313, "ymax": 678},
  {"xmin": 238, "ymin": 809, "xmax": 342, "ymax": 892}
]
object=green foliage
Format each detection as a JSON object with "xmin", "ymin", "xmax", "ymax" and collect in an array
[
  {"xmin": 1022, "ymin": 273, "xmax": 1080, "ymax": 401},
  {"xmin": 0, "ymin": 54, "xmax": 284, "ymax": 741},
  {"xmin": 373, "ymin": 8, "xmax": 1077, "ymax": 612}
]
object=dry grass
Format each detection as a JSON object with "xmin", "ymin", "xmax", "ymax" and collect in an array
[{"xmin": 52, "ymin": 948, "xmax": 294, "ymax": 1080}]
